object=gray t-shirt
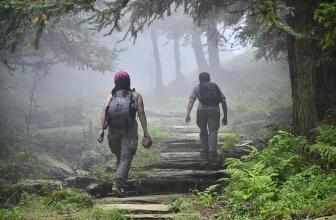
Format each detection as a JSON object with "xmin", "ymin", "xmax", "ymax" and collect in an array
[{"xmin": 190, "ymin": 83, "xmax": 226, "ymax": 110}]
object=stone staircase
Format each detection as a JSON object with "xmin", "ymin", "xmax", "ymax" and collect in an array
[{"xmin": 94, "ymin": 119, "xmax": 227, "ymax": 219}]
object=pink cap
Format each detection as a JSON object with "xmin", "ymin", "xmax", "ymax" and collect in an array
[{"xmin": 114, "ymin": 71, "xmax": 130, "ymax": 83}]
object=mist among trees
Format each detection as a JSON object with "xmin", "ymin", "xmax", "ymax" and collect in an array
[{"xmin": 0, "ymin": 0, "xmax": 336, "ymax": 219}]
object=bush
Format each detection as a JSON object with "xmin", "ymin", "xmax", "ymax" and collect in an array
[
  {"xmin": 220, "ymin": 132, "xmax": 240, "ymax": 149},
  {"xmin": 220, "ymin": 126, "xmax": 336, "ymax": 220}
]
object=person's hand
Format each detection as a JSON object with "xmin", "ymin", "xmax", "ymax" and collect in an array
[
  {"xmin": 97, "ymin": 130, "xmax": 104, "ymax": 144},
  {"xmin": 222, "ymin": 117, "xmax": 228, "ymax": 126},
  {"xmin": 142, "ymin": 135, "xmax": 152, "ymax": 149},
  {"xmin": 185, "ymin": 114, "xmax": 191, "ymax": 123}
]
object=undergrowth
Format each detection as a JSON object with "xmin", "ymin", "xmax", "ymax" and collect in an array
[
  {"xmin": 0, "ymin": 189, "xmax": 126, "ymax": 220},
  {"xmin": 217, "ymin": 125, "xmax": 336, "ymax": 220}
]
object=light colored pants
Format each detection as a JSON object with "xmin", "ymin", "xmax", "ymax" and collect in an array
[
  {"xmin": 108, "ymin": 123, "xmax": 138, "ymax": 185},
  {"xmin": 196, "ymin": 107, "xmax": 220, "ymax": 159}
]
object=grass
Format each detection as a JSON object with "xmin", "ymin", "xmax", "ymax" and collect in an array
[
  {"xmin": 0, "ymin": 190, "xmax": 127, "ymax": 220},
  {"xmin": 170, "ymin": 192, "xmax": 224, "ymax": 220}
]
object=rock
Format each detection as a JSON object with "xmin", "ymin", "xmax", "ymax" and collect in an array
[
  {"xmin": 96, "ymin": 194, "xmax": 187, "ymax": 205},
  {"xmin": 75, "ymin": 169, "xmax": 90, "ymax": 176},
  {"xmin": 124, "ymin": 213, "xmax": 176, "ymax": 220},
  {"xmin": 124, "ymin": 213, "xmax": 199, "ymax": 220},
  {"xmin": 314, "ymin": 215, "xmax": 336, "ymax": 220},
  {"xmin": 64, "ymin": 176, "xmax": 99, "ymax": 189},
  {"xmin": 222, "ymin": 139, "xmax": 266, "ymax": 160},
  {"xmin": 97, "ymin": 203, "xmax": 171, "ymax": 214},
  {"xmin": 147, "ymin": 151, "xmax": 222, "ymax": 170},
  {"xmin": 128, "ymin": 169, "xmax": 228, "ymax": 195},
  {"xmin": 86, "ymin": 182, "xmax": 113, "ymax": 197}
]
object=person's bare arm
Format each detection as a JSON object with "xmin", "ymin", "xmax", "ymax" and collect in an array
[
  {"xmin": 221, "ymin": 98, "xmax": 228, "ymax": 125},
  {"xmin": 185, "ymin": 88, "xmax": 197, "ymax": 123},
  {"xmin": 97, "ymin": 94, "xmax": 112, "ymax": 143},
  {"xmin": 217, "ymin": 86, "xmax": 228, "ymax": 125},
  {"xmin": 137, "ymin": 94, "xmax": 150, "ymax": 137},
  {"xmin": 185, "ymin": 97, "xmax": 196, "ymax": 123}
]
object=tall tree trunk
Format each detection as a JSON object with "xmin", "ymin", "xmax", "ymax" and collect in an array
[
  {"xmin": 150, "ymin": 28, "xmax": 163, "ymax": 92},
  {"xmin": 286, "ymin": 0, "xmax": 318, "ymax": 136},
  {"xmin": 315, "ymin": 61, "xmax": 336, "ymax": 120},
  {"xmin": 206, "ymin": 14, "xmax": 220, "ymax": 72},
  {"xmin": 192, "ymin": 31, "xmax": 209, "ymax": 72},
  {"xmin": 173, "ymin": 34, "xmax": 183, "ymax": 80}
]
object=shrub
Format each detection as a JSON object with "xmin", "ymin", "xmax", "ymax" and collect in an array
[{"xmin": 220, "ymin": 126, "xmax": 336, "ymax": 220}]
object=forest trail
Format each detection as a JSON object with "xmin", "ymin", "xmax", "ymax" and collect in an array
[{"xmin": 94, "ymin": 115, "xmax": 227, "ymax": 219}]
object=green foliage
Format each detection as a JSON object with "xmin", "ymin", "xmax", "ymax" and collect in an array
[
  {"xmin": 46, "ymin": 189, "xmax": 93, "ymax": 211},
  {"xmin": 0, "ymin": 208, "xmax": 23, "ymax": 220},
  {"xmin": 80, "ymin": 208, "xmax": 128, "ymax": 220},
  {"xmin": 308, "ymin": 126, "xmax": 336, "ymax": 168},
  {"xmin": 220, "ymin": 132, "xmax": 240, "ymax": 149},
  {"xmin": 173, "ymin": 214, "xmax": 201, "ymax": 220},
  {"xmin": 315, "ymin": 1, "xmax": 336, "ymax": 49},
  {"xmin": 0, "ymin": 190, "xmax": 128, "ymax": 220},
  {"xmin": 220, "ymin": 127, "xmax": 336, "ymax": 219},
  {"xmin": 0, "ymin": 0, "xmax": 95, "ymax": 51},
  {"xmin": 194, "ymin": 188, "xmax": 219, "ymax": 208},
  {"xmin": 171, "ymin": 198, "xmax": 194, "ymax": 213}
]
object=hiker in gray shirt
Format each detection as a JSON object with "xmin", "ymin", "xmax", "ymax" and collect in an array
[{"xmin": 185, "ymin": 72, "xmax": 228, "ymax": 161}]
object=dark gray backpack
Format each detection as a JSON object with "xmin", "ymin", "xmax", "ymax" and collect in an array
[
  {"xmin": 198, "ymin": 82, "xmax": 221, "ymax": 106},
  {"xmin": 107, "ymin": 91, "xmax": 136, "ymax": 130}
]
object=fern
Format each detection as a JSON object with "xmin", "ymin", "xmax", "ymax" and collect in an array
[{"xmin": 219, "ymin": 127, "xmax": 336, "ymax": 220}]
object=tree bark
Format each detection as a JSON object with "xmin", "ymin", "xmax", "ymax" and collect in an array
[
  {"xmin": 315, "ymin": 61, "xmax": 336, "ymax": 120},
  {"xmin": 150, "ymin": 28, "xmax": 163, "ymax": 92},
  {"xmin": 206, "ymin": 14, "xmax": 220, "ymax": 72},
  {"xmin": 286, "ymin": 0, "xmax": 319, "ymax": 136},
  {"xmin": 191, "ymin": 31, "xmax": 209, "ymax": 72},
  {"xmin": 173, "ymin": 34, "xmax": 183, "ymax": 80}
]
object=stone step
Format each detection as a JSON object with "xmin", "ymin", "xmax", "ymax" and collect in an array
[
  {"xmin": 146, "ymin": 160, "xmax": 219, "ymax": 170},
  {"xmin": 148, "ymin": 152, "xmax": 222, "ymax": 170},
  {"xmin": 96, "ymin": 203, "xmax": 171, "ymax": 214},
  {"xmin": 314, "ymin": 215, "xmax": 336, "ymax": 220},
  {"xmin": 160, "ymin": 152, "xmax": 202, "ymax": 160},
  {"xmin": 124, "ymin": 213, "xmax": 199, "ymax": 220},
  {"xmin": 125, "ymin": 213, "xmax": 175, "ymax": 220},
  {"xmin": 161, "ymin": 139, "xmax": 224, "ymax": 153},
  {"xmin": 129, "ymin": 169, "xmax": 227, "ymax": 195},
  {"xmin": 161, "ymin": 143, "xmax": 202, "ymax": 153},
  {"xmin": 96, "ymin": 194, "xmax": 186, "ymax": 205},
  {"xmin": 88, "ymin": 169, "xmax": 227, "ymax": 197}
]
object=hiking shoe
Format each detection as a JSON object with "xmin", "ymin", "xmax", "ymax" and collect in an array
[
  {"xmin": 112, "ymin": 178, "xmax": 127, "ymax": 197},
  {"xmin": 112, "ymin": 185, "xmax": 126, "ymax": 197}
]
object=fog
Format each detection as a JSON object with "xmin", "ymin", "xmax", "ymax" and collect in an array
[
  {"xmin": 0, "ymin": 12, "xmax": 291, "ymax": 179},
  {"xmin": 15, "ymin": 13, "xmax": 290, "ymax": 118}
]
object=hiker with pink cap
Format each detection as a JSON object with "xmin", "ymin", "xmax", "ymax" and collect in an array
[{"xmin": 98, "ymin": 71, "xmax": 152, "ymax": 195}]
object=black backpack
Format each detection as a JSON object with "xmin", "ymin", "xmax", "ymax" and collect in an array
[
  {"xmin": 107, "ymin": 90, "xmax": 137, "ymax": 130},
  {"xmin": 198, "ymin": 82, "xmax": 222, "ymax": 106}
]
